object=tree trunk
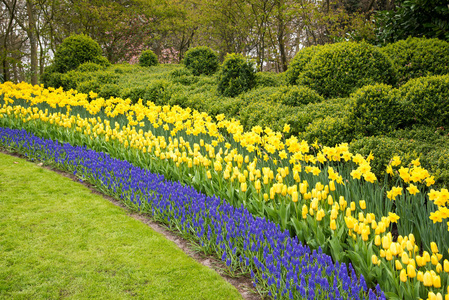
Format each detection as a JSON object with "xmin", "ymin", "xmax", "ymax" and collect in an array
[{"xmin": 27, "ymin": 0, "xmax": 38, "ymax": 85}]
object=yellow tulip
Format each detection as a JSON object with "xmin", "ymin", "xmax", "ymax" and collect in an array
[
  {"xmin": 433, "ymin": 274, "xmax": 441, "ymax": 288},
  {"xmin": 395, "ymin": 260, "xmax": 403, "ymax": 270},
  {"xmin": 423, "ymin": 271, "xmax": 433, "ymax": 286},
  {"xmin": 407, "ymin": 264, "xmax": 416, "ymax": 278},
  {"xmin": 400, "ymin": 269, "xmax": 407, "ymax": 282},
  {"xmin": 431, "ymin": 242, "xmax": 439, "ymax": 253},
  {"xmin": 374, "ymin": 235, "xmax": 381, "ymax": 246},
  {"xmin": 401, "ymin": 252, "xmax": 409, "ymax": 265},
  {"xmin": 444, "ymin": 259, "xmax": 449, "ymax": 272},
  {"xmin": 330, "ymin": 220, "xmax": 337, "ymax": 230}
]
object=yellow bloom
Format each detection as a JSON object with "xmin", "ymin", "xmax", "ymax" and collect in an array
[
  {"xmin": 395, "ymin": 260, "xmax": 403, "ymax": 270},
  {"xmin": 407, "ymin": 264, "xmax": 416, "ymax": 278},
  {"xmin": 388, "ymin": 212, "xmax": 400, "ymax": 223},
  {"xmin": 359, "ymin": 200, "xmax": 366, "ymax": 210},
  {"xmin": 330, "ymin": 219, "xmax": 336, "ymax": 230},
  {"xmin": 431, "ymin": 242, "xmax": 439, "ymax": 253},
  {"xmin": 371, "ymin": 254, "xmax": 379, "ymax": 265},
  {"xmin": 400, "ymin": 269, "xmax": 407, "ymax": 282},
  {"xmin": 391, "ymin": 156, "xmax": 401, "ymax": 166},
  {"xmin": 283, "ymin": 124, "xmax": 290, "ymax": 133},
  {"xmin": 423, "ymin": 271, "xmax": 433, "ymax": 286},
  {"xmin": 407, "ymin": 183, "xmax": 419, "ymax": 195}
]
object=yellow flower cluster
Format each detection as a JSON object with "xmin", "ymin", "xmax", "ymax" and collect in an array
[{"xmin": 1, "ymin": 82, "xmax": 448, "ymax": 299}]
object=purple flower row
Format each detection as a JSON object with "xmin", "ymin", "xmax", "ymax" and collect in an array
[{"xmin": 0, "ymin": 127, "xmax": 386, "ymax": 300}]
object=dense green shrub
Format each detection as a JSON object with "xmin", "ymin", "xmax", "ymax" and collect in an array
[
  {"xmin": 285, "ymin": 45, "xmax": 327, "ymax": 85},
  {"xmin": 298, "ymin": 41, "xmax": 397, "ymax": 98},
  {"xmin": 399, "ymin": 74, "xmax": 449, "ymax": 127},
  {"xmin": 300, "ymin": 117, "xmax": 353, "ymax": 146},
  {"xmin": 99, "ymin": 84, "xmax": 121, "ymax": 99},
  {"xmin": 168, "ymin": 67, "xmax": 199, "ymax": 86},
  {"xmin": 183, "ymin": 46, "xmax": 219, "ymax": 76},
  {"xmin": 120, "ymin": 86, "xmax": 146, "ymax": 103},
  {"xmin": 271, "ymin": 85, "xmax": 324, "ymax": 106},
  {"xmin": 347, "ymin": 84, "xmax": 404, "ymax": 137},
  {"xmin": 95, "ymin": 71, "xmax": 119, "ymax": 85},
  {"xmin": 76, "ymin": 79, "xmax": 101, "ymax": 95},
  {"xmin": 41, "ymin": 64, "xmax": 63, "ymax": 88},
  {"xmin": 255, "ymin": 71, "xmax": 284, "ymax": 87},
  {"xmin": 381, "ymin": 37, "xmax": 449, "ymax": 86},
  {"xmin": 77, "ymin": 62, "xmax": 103, "ymax": 72},
  {"xmin": 139, "ymin": 50, "xmax": 159, "ymax": 67},
  {"xmin": 239, "ymin": 100, "xmax": 300, "ymax": 133},
  {"xmin": 238, "ymin": 87, "xmax": 279, "ymax": 104},
  {"xmin": 217, "ymin": 53, "xmax": 256, "ymax": 97},
  {"xmin": 143, "ymin": 79, "xmax": 173, "ymax": 105},
  {"xmin": 54, "ymin": 34, "xmax": 103, "ymax": 73},
  {"xmin": 91, "ymin": 55, "xmax": 111, "ymax": 67}
]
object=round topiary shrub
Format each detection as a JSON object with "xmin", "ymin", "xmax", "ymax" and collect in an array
[
  {"xmin": 91, "ymin": 55, "xmax": 111, "ymax": 67},
  {"xmin": 270, "ymin": 85, "xmax": 324, "ymax": 106},
  {"xmin": 77, "ymin": 62, "xmax": 103, "ymax": 72},
  {"xmin": 285, "ymin": 44, "xmax": 328, "ymax": 85},
  {"xmin": 217, "ymin": 53, "xmax": 256, "ymax": 97},
  {"xmin": 301, "ymin": 116, "xmax": 353, "ymax": 146},
  {"xmin": 347, "ymin": 83, "xmax": 404, "ymax": 137},
  {"xmin": 54, "ymin": 34, "xmax": 103, "ymax": 73},
  {"xmin": 255, "ymin": 71, "xmax": 284, "ymax": 87},
  {"xmin": 381, "ymin": 37, "xmax": 449, "ymax": 86},
  {"xmin": 139, "ymin": 50, "xmax": 158, "ymax": 67},
  {"xmin": 399, "ymin": 74, "xmax": 449, "ymax": 127},
  {"xmin": 183, "ymin": 46, "xmax": 219, "ymax": 76},
  {"xmin": 298, "ymin": 41, "xmax": 397, "ymax": 98}
]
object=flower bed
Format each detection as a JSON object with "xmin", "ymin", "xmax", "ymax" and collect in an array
[
  {"xmin": 0, "ymin": 127, "xmax": 384, "ymax": 299},
  {"xmin": 1, "ymin": 82, "xmax": 448, "ymax": 299}
]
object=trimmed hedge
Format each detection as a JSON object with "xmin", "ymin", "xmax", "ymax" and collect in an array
[
  {"xmin": 271, "ymin": 85, "xmax": 324, "ymax": 106},
  {"xmin": 54, "ymin": 34, "xmax": 103, "ymax": 73},
  {"xmin": 255, "ymin": 71, "xmax": 284, "ymax": 87},
  {"xmin": 301, "ymin": 117, "xmax": 353, "ymax": 146},
  {"xmin": 183, "ymin": 46, "xmax": 219, "ymax": 76},
  {"xmin": 381, "ymin": 37, "xmax": 449, "ymax": 86},
  {"xmin": 217, "ymin": 53, "xmax": 256, "ymax": 97},
  {"xmin": 347, "ymin": 84, "xmax": 404, "ymax": 137},
  {"xmin": 298, "ymin": 42, "xmax": 397, "ymax": 98},
  {"xmin": 399, "ymin": 74, "xmax": 449, "ymax": 127},
  {"xmin": 139, "ymin": 50, "xmax": 158, "ymax": 67},
  {"xmin": 285, "ymin": 45, "xmax": 328, "ymax": 85}
]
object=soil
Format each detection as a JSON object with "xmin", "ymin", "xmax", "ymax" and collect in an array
[{"xmin": 0, "ymin": 149, "xmax": 262, "ymax": 300}]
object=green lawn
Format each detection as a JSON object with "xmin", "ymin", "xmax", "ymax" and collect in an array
[{"xmin": 0, "ymin": 152, "xmax": 242, "ymax": 300}]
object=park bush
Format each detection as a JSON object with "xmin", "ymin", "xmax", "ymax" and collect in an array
[
  {"xmin": 238, "ymin": 86, "xmax": 279, "ymax": 104},
  {"xmin": 347, "ymin": 83, "xmax": 404, "ymax": 137},
  {"xmin": 143, "ymin": 79, "xmax": 173, "ymax": 105},
  {"xmin": 300, "ymin": 117, "xmax": 353, "ymax": 146},
  {"xmin": 399, "ymin": 74, "xmax": 449, "ymax": 127},
  {"xmin": 99, "ymin": 83, "xmax": 121, "ymax": 99},
  {"xmin": 91, "ymin": 55, "xmax": 111, "ymax": 67},
  {"xmin": 53, "ymin": 34, "xmax": 103, "ymax": 73},
  {"xmin": 285, "ymin": 45, "xmax": 327, "ymax": 85},
  {"xmin": 217, "ymin": 53, "xmax": 256, "ymax": 97},
  {"xmin": 255, "ymin": 71, "xmax": 284, "ymax": 87},
  {"xmin": 271, "ymin": 85, "xmax": 324, "ymax": 106},
  {"xmin": 139, "ymin": 50, "xmax": 159, "ymax": 67},
  {"xmin": 298, "ymin": 41, "xmax": 397, "ymax": 98},
  {"xmin": 76, "ymin": 79, "xmax": 101, "ymax": 95},
  {"xmin": 76, "ymin": 62, "xmax": 103, "ymax": 72},
  {"xmin": 381, "ymin": 37, "xmax": 449, "ymax": 86},
  {"xmin": 183, "ymin": 46, "xmax": 219, "ymax": 76},
  {"xmin": 120, "ymin": 86, "xmax": 147, "ymax": 104},
  {"xmin": 239, "ymin": 100, "xmax": 300, "ymax": 133}
]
